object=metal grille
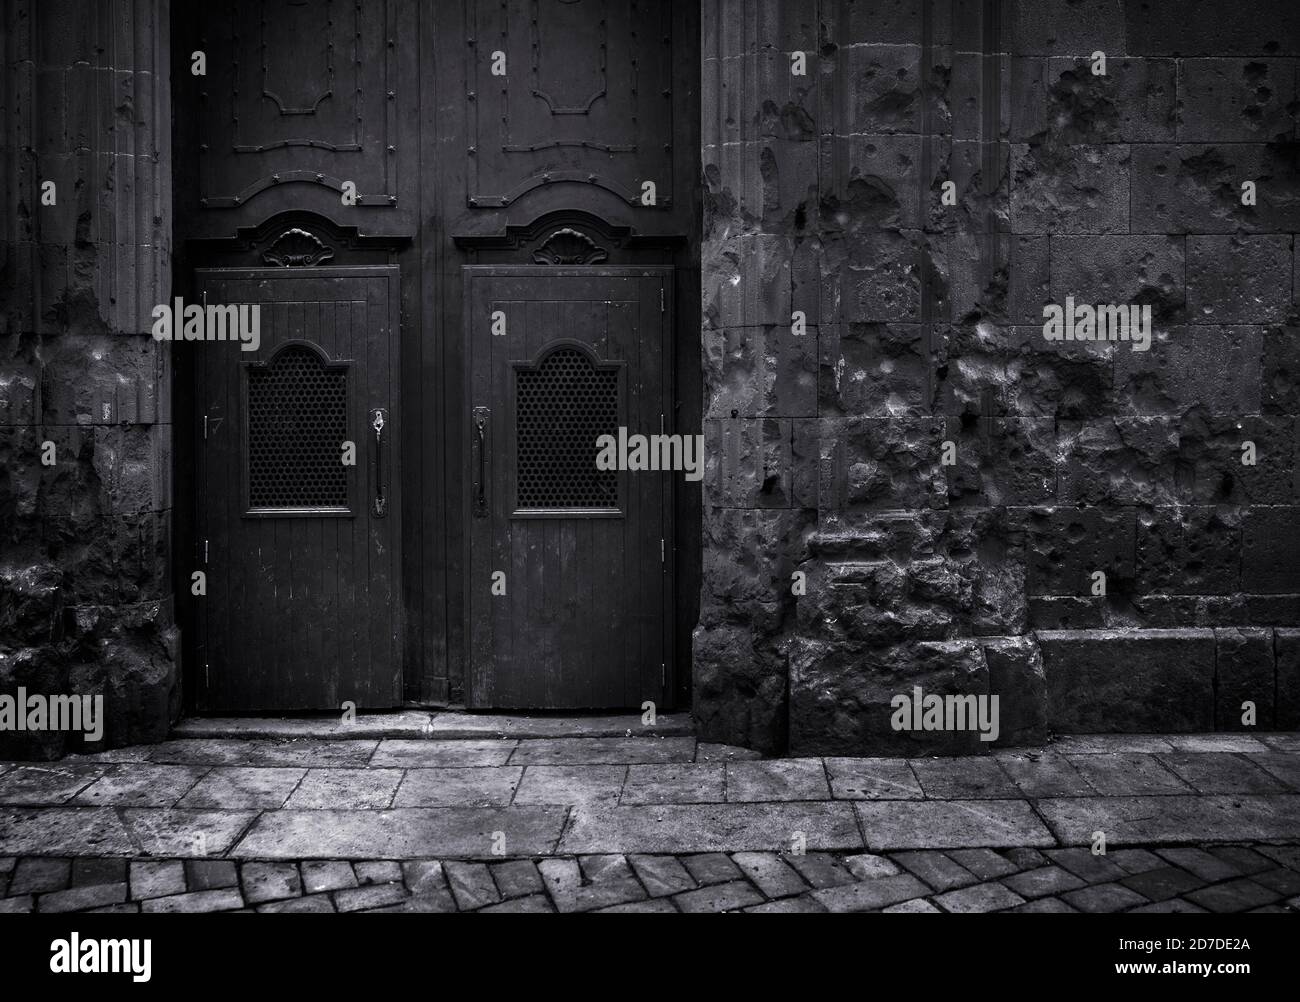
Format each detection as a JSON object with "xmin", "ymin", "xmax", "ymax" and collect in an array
[
  {"xmin": 516, "ymin": 347, "xmax": 619, "ymax": 509},
  {"xmin": 247, "ymin": 345, "xmax": 348, "ymax": 509}
]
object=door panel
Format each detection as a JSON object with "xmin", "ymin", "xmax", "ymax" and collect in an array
[
  {"xmin": 195, "ymin": 266, "xmax": 401, "ymax": 711},
  {"xmin": 466, "ymin": 267, "xmax": 672, "ymax": 708}
]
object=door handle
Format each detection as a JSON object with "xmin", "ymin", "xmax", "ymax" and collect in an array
[
  {"xmin": 473, "ymin": 406, "xmax": 489, "ymax": 517},
  {"xmin": 371, "ymin": 407, "xmax": 388, "ymax": 518}
]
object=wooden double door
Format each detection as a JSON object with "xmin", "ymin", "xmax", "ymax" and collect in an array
[{"xmin": 193, "ymin": 263, "xmax": 672, "ymax": 711}]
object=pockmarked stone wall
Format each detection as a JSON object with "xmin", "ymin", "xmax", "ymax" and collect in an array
[
  {"xmin": 696, "ymin": 0, "xmax": 1300, "ymax": 754},
  {"xmin": 0, "ymin": 0, "xmax": 179, "ymax": 757}
]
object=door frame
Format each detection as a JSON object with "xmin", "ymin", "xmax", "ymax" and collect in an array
[{"xmin": 461, "ymin": 264, "xmax": 677, "ymax": 710}]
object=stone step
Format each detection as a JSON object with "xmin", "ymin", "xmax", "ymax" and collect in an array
[{"xmin": 171, "ymin": 712, "xmax": 695, "ymax": 742}]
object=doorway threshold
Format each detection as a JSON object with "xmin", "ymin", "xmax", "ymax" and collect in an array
[{"xmin": 171, "ymin": 711, "xmax": 695, "ymax": 741}]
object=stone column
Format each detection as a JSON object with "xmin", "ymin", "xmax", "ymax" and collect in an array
[
  {"xmin": 696, "ymin": 0, "xmax": 1047, "ymax": 755},
  {"xmin": 0, "ymin": 0, "xmax": 178, "ymax": 757}
]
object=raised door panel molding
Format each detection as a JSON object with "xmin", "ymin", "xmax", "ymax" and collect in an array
[
  {"xmin": 198, "ymin": 0, "xmax": 399, "ymax": 209},
  {"xmin": 465, "ymin": 0, "xmax": 674, "ymax": 208}
]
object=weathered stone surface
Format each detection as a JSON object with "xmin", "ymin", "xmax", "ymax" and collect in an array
[
  {"xmin": 1214, "ymin": 628, "xmax": 1277, "ymax": 729},
  {"xmin": 1278, "ymin": 629, "xmax": 1300, "ymax": 728},
  {"xmin": 1039, "ymin": 629, "xmax": 1216, "ymax": 732},
  {"xmin": 982, "ymin": 635, "xmax": 1047, "ymax": 745},
  {"xmin": 789, "ymin": 638, "xmax": 990, "ymax": 756},
  {"xmin": 558, "ymin": 803, "xmax": 863, "ymax": 854},
  {"xmin": 1188, "ymin": 235, "xmax": 1293, "ymax": 323}
]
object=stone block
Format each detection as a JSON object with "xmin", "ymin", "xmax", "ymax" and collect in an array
[
  {"xmin": 1126, "ymin": 0, "xmax": 1300, "ymax": 56},
  {"xmin": 1012, "ymin": 0, "xmax": 1126, "ymax": 56},
  {"xmin": 1131, "ymin": 145, "xmax": 1300, "ymax": 233},
  {"xmin": 1010, "ymin": 144, "xmax": 1129, "ymax": 234},
  {"xmin": 705, "ymin": 324, "xmax": 817, "ymax": 419},
  {"xmin": 1187, "ymin": 235, "xmax": 1292, "ymax": 324},
  {"xmin": 1024, "ymin": 505, "xmax": 1136, "ymax": 597},
  {"xmin": 1135, "ymin": 507, "xmax": 1243, "ymax": 596},
  {"xmin": 789, "ymin": 637, "xmax": 990, "ymax": 756},
  {"xmin": 1215, "ymin": 627, "xmax": 1277, "ymax": 729},
  {"xmin": 1243, "ymin": 507, "xmax": 1300, "ymax": 592},
  {"xmin": 1048, "ymin": 235, "xmax": 1186, "ymax": 321},
  {"xmin": 1276, "ymin": 628, "xmax": 1300, "ymax": 728},
  {"xmin": 1039, "ymin": 629, "xmax": 1216, "ymax": 732},
  {"xmin": 982, "ymin": 635, "xmax": 1048, "ymax": 745},
  {"xmin": 815, "ymin": 416, "xmax": 946, "ymax": 512},
  {"xmin": 1115, "ymin": 326, "xmax": 1263, "ymax": 416},
  {"xmin": 1176, "ymin": 59, "xmax": 1298, "ymax": 142}
]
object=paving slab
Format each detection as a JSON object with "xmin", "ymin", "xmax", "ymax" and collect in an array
[
  {"xmin": 628, "ymin": 854, "xmax": 696, "ymax": 896},
  {"xmin": 124, "ymin": 809, "xmax": 259, "ymax": 857},
  {"xmin": 680, "ymin": 852, "xmax": 743, "ymax": 884},
  {"xmin": 443, "ymin": 861, "xmax": 500, "ymax": 910},
  {"xmin": 148, "ymin": 739, "xmax": 378, "ymax": 768},
  {"xmin": 621, "ymin": 764, "xmax": 725, "ymax": 804},
  {"xmin": 909, "ymin": 758, "xmax": 1020, "ymax": 799},
  {"xmin": 240, "ymin": 861, "xmax": 303, "ymax": 904},
  {"xmin": 785, "ymin": 852, "xmax": 857, "ymax": 888},
  {"xmin": 513, "ymin": 765, "xmax": 627, "ymax": 806},
  {"xmin": 995, "ymin": 752, "xmax": 1098, "ymax": 798},
  {"xmin": 856, "ymin": 800, "xmax": 1056, "ymax": 850},
  {"xmin": 673, "ymin": 879, "xmax": 764, "ymax": 913},
  {"xmin": 9, "ymin": 857, "xmax": 71, "ymax": 894},
  {"xmin": 508, "ymin": 737, "xmax": 696, "ymax": 765},
  {"xmin": 1002, "ymin": 865, "xmax": 1087, "ymax": 899},
  {"xmin": 1153, "ymin": 752, "xmax": 1289, "ymax": 794},
  {"xmin": 1049, "ymin": 736, "xmax": 1176, "ymax": 754},
  {"xmin": 1246, "ymin": 753, "xmax": 1300, "ymax": 790},
  {"xmin": 695, "ymin": 742, "xmax": 763, "ymax": 762},
  {"xmin": 1064, "ymin": 754, "xmax": 1193, "ymax": 796},
  {"xmin": 302, "ymin": 861, "xmax": 358, "ymax": 893},
  {"xmin": 1037, "ymin": 795, "xmax": 1300, "ymax": 845},
  {"xmin": 177, "ymin": 767, "xmax": 306, "ymax": 809},
  {"xmin": 370, "ymin": 740, "xmax": 516, "ymax": 768},
  {"xmin": 284, "ymin": 769, "xmax": 403, "ymax": 809},
  {"xmin": 231, "ymin": 808, "xmax": 568, "ymax": 859},
  {"xmin": 558, "ymin": 803, "xmax": 863, "ymax": 854},
  {"xmin": 824, "ymin": 758, "xmax": 924, "ymax": 800},
  {"xmin": 0, "ymin": 765, "xmax": 106, "ymax": 805},
  {"xmin": 71, "ymin": 765, "xmax": 209, "ymax": 808},
  {"xmin": 1164, "ymin": 735, "xmax": 1271, "ymax": 754},
  {"xmin": 812, "ymin": 873, "xmax": 931, "ymax": 913},
  {"xmin": 726, "ymin": 760, "xmax": 830, "ymax": 801},
  {"xmin": 141, "ymin": 888, "xmax": 244, "ymax": 913},
  {"xmin": 490, "ymin": 859, "xmax": 544, "ymax": 898},
  {"xmin": 129, "ymin": 860, "xmax": 187, "ymax": 899},
  {"xmin": 0, "ymin": 808, "xmax": 135, "ymax": 856},
  {"xmin": 934, "ymin": 881, "xmax": 1025, "ymax": 913},
  {"xmin": 35, "ymin": 882, "xmax": 129, "ymax": 912},
  {"xmin": 391, "ymin": 768, "xmax": 522, "ymax": 807},
  {"xmin": 730, "ymin": 851, "xmax": 808, "ymax": 898},
  {"xmin": 540, "ymin": 856, "xmax": 646, "ymax": 912},
  {"xmin": 893, "ymin": 850, "xmax": 979, "ymax": 892}
]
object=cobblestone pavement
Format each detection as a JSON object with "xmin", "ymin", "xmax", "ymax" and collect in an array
[
  {"xmin": 1, "ymin": 729, "xmax": 1298, "ymax": 913},
  {"xmin": 3, "ymin": 845, "xmax": 1300, "ymax": 914}
]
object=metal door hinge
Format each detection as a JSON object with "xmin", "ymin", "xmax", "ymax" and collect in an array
[
  {"xmin": 660, "ymin": 287, "xmax": 664, "ymax": 312},
  {"xmin": 203, "ymin": 539, "xmax": 209, "ymax": 564},
  {"xmin": 203, "ymin": 414, "xmax": 208, "ymax": 440},
  {"xmin": 660, "ymin": 538, "xmax": 665, "ymax": 563},
  {"xmin": 661, "ymin": 663, "xmax": 666, "ymax": 687}
]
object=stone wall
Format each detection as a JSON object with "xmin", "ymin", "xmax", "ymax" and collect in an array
[
  {"xmin": 696, "ymin": 0, "xmax": 1300, "ymax": 753},
  {"xmin": 0, "ymin": 0, "xmax": 178, "ymax": 757}
]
